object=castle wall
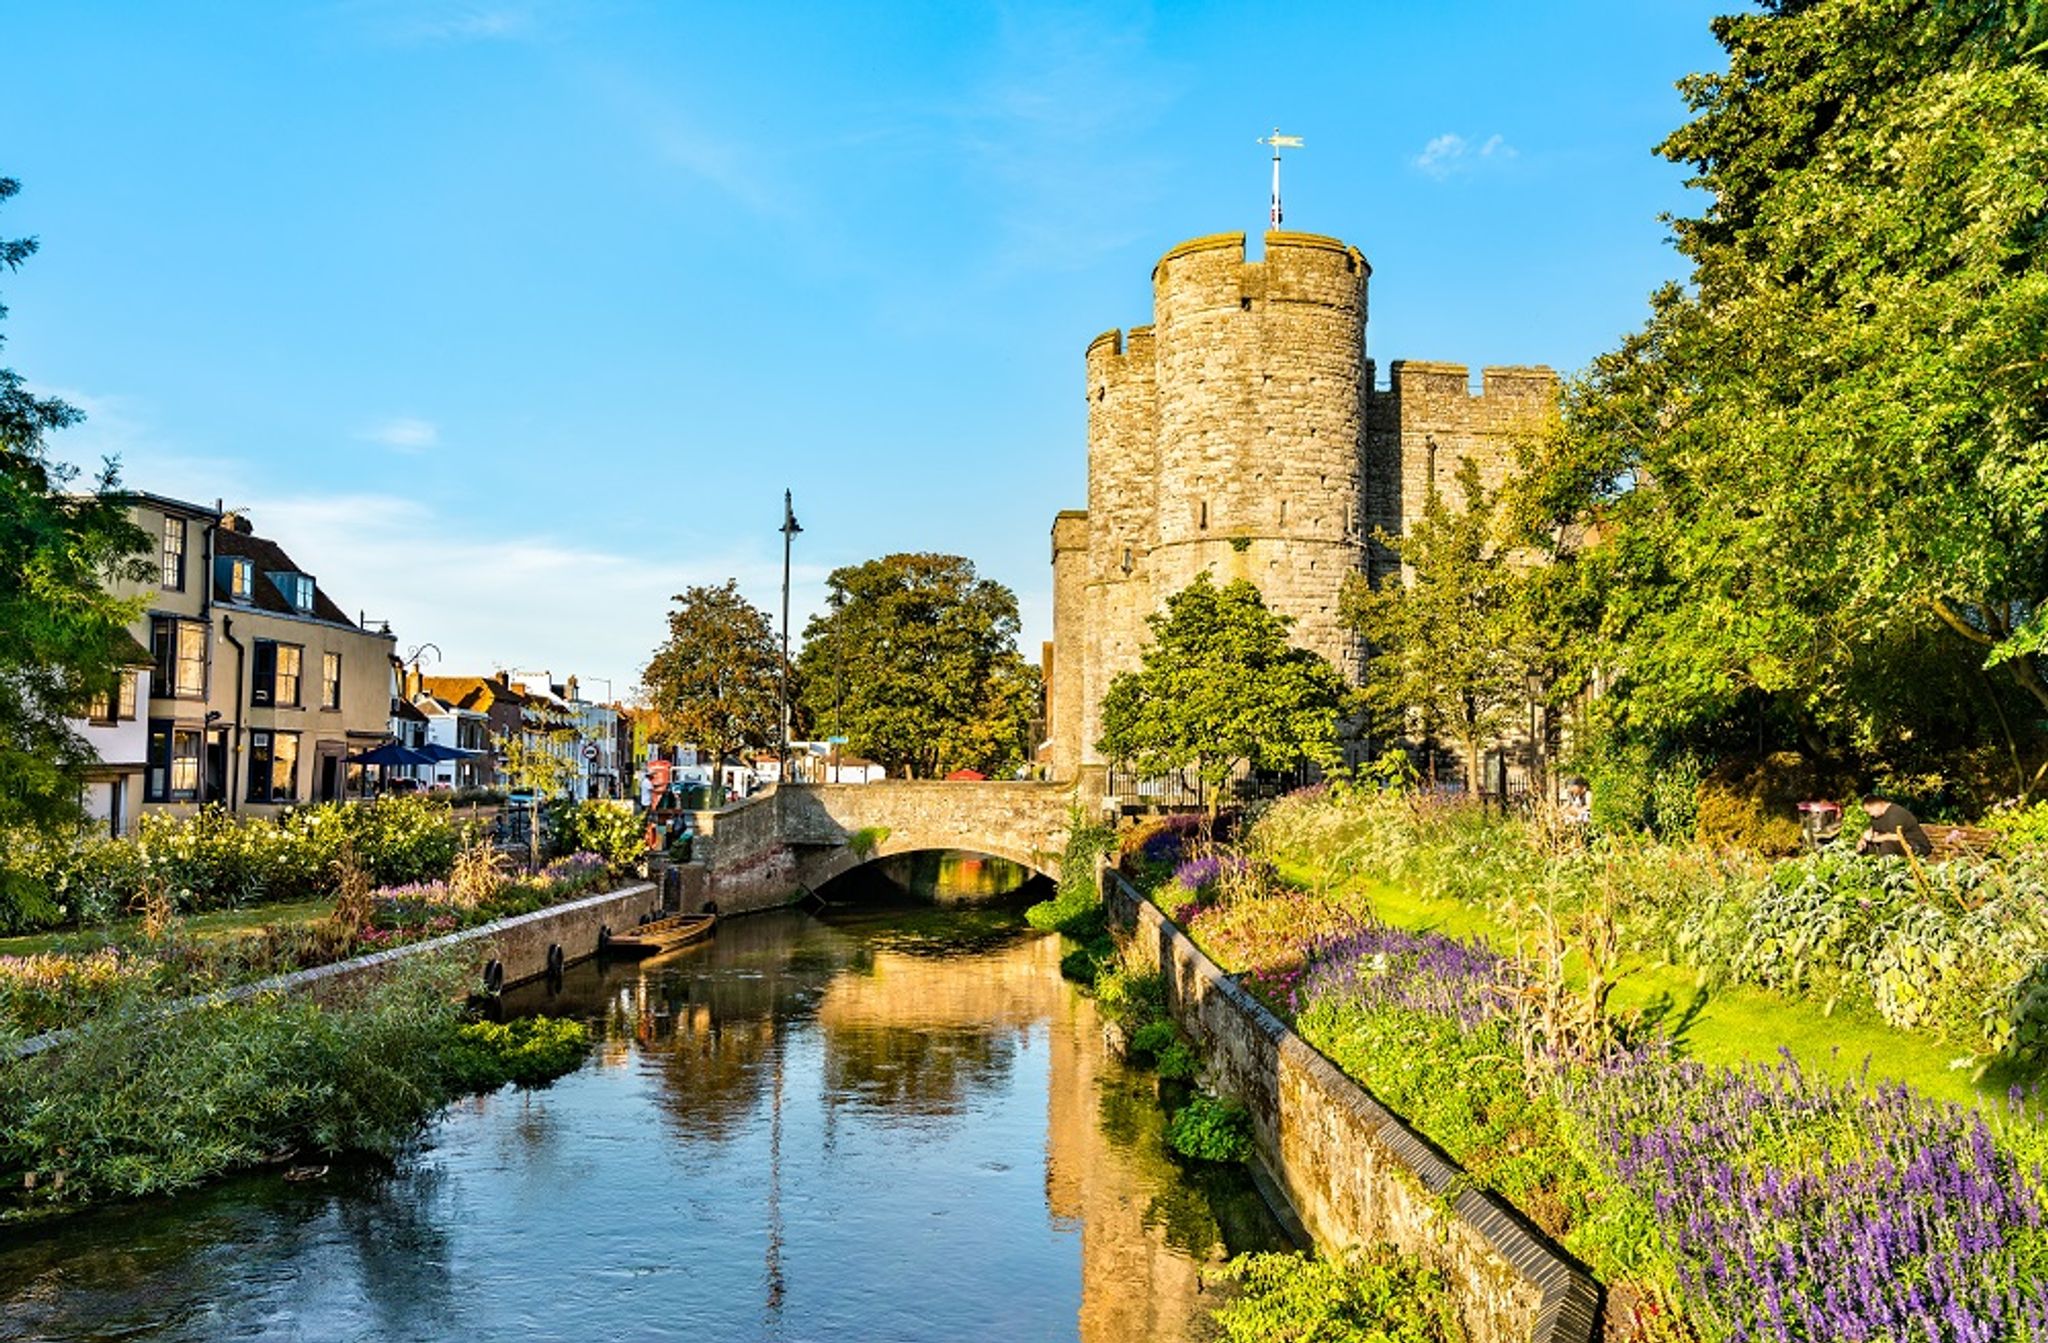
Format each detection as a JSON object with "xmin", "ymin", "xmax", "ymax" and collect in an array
[
  {"xmin": 1366, "ymin": 361, "xmax": 1560, "ymax": 584},
  {"xmin": 1049, "ymin": 510, "xmax": 1090, "ymax": 782},
  {"xmin": 1082, "ymin": 327, "xmax": 1160, "ymax": 771},
  {"xmin": 1048, "ymin": 229, "xmax": 1559, "ymax": 783},
  {"xmin": 1145, "ymin": 231, "xmax": 1371, "ymax": 692}
]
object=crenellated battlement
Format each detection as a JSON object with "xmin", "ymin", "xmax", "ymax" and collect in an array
[
  {"xmin": 1049, "ymin": 225, "xmax": 1558, "ymax": 780},
  {"xmin": 1388, "ymin": 361, "xmax": 1558, "ymax": 403}
]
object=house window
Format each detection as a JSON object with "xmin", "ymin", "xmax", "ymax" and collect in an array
[
  {"xmin": 151, "ymin": 617, "xmax": 207, "ymax": 699},
  {"xmin": 146, "ymin": 720, "xmax": 203, "ymax": 802},
  {"xmin": 161, "ymin": 516, "xmax": 186, "ymax": 590},
  {"xmin": 247, "ymin": 730, "xmax": 299, "ymax": 803},
  {"xmin": 253, "ymin": 640, "xmax": 303, "ymax": 707},
  {"xmin": 291, "ymin": 576, "xmax": 314, "ymax": 612},
  {"xmin": 91, "ymin": 671, "xmax": 140, "ymax": 724},
  {"xmin": 229, "ymin": 558, "xmax": 253, "ymax": 600},
  {"xmin": 322, "ymin": 652, "xmax": 341, "ymax": 710}
]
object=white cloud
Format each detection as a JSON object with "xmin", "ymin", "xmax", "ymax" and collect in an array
[
  {"xmin": 244, "ymin": 491, "xmax": 830, "ymax": 699},
  {"xmin": 362, "ymin": 417, "xmax": 440, "ymax": 452},
  {"xmin": 348, "ymin": 1, "xmax": 544, "ymax": 45},
  {"xmin": 1414, "ymin": 131, "xmax": 1517, "ymax": 180}
]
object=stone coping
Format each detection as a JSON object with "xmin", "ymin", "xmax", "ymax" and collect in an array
[
  {"xmin": 1108, "ymin": 871, "xmax": 1601, "ymax": 1343},
  {"xmin": 9, "ymin": 882, "xmax": 655, "ymax": 1061}
]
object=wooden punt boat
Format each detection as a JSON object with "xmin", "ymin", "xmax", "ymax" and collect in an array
[{"xmin": 605, "ymin": 911, "xmax": 717, "ymax": 957}]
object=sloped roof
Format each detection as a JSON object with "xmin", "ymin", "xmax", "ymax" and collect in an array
[
  {"xmin": 419, "ymin": 674, "xmax": 526, "ymax": 712},
  {"xmin": 213, "ymin": 527, "xmax": 360, "ymax": 628}
]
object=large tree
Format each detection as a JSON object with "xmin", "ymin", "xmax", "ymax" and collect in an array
[
  {"xmin": 641, "ymin": 580, "xmax": 780, "ymax": 801},
  {"xmin": 0, "ymin": 176, "xmax": 152, "ymax": 863},
  {"xmin": 1343, "ymin": 460, "xmax": 1542, "ymax": 792},
  {"xmin": 1098, "ymin": 574, "xmax": 1348, "ymax": 807},
  {"xmin": 1515, "ymin": 0, "xmax": 2048, "ymax": 796},
  {"xmin": 796, "ymin": 553, "xmax": 1036, "ymax": 778}
]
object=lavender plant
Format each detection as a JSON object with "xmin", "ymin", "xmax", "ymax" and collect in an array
[{"xmin": 1569, "ymin": 1050, "xmax": 2048, "ymax": 1342}]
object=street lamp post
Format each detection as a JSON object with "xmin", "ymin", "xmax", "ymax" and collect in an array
[
  {"xmin": 778, "ymin": 490, "xmax": 802, "ymax": 779},
  {"xmin": 1526, "ymin": 671, "xmax": 1546, "ymax": 808}
]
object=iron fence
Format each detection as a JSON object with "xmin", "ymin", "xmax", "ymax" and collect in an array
[{"xmin": 1104, "ymin": 760, "xmax": 1319, "ymax": 812}]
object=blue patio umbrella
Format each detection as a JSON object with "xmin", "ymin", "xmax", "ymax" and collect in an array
[{"xmin": 345, "ymin": 742, "xmax": 437, "ymax": 768}]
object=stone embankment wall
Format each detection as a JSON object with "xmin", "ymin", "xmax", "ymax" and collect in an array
[
  {"xmin": 10, "ymin": 882, "xmax": 661, "ymax": 1060},
  {"xmin": 1106, "ymin": 872, "xmax": 1600, "ymax": 1343}
]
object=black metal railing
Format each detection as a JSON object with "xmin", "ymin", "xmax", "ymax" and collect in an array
[{"xmin": 1104, "ymin": 760, "xmax": 1319, "ymax": 812}]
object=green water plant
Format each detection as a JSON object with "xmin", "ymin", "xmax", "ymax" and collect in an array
[
  {"xmin": 1210, "ymin": 1247, "xmax": 1464, "ymax": 1343},
  {"xmin": 1167, "ymin": 1094, "xmax": 1252, "ymax": 1163}
]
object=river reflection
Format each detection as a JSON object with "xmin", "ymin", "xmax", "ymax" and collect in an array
[{"xmin": 0, "ymin": 896, "xmax": 1288, "ymax": 1342}]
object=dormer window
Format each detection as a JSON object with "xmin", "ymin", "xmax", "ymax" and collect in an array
[
  {"xmin": 229, "ymin": 558, "xmax": 253, "ymax": 600},
  {"xmin": 268, "ymin": 571, "xmax": 316, "ymax": 612}
]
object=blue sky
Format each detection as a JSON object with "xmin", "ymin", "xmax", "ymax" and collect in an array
[{"xmin": 5, "ymin": 1, "xmax": 1728, "ymax": 695}]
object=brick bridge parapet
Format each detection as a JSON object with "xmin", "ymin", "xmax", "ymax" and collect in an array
[{"xmin": 680, "ymin": 781, "xmax": 1078, "ymax": 914}]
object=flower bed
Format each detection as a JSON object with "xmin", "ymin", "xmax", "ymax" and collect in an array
[{"xmin": 1120, "ymin": 786, "xmax": 2048, "ymax": 1341}]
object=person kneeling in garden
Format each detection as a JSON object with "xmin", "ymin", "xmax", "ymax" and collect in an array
[{"xmin": 1854, "ymin": 793, "xmax": 1932, "ymax": 858}]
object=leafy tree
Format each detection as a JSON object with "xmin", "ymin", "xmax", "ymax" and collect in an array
[
  {"xmin": 1098, "ymin": 574, "xmax": 1348, "ymax": 809},
  {"xmin": 1516, "ymin": 0, "xmax": 2048, "ymax": 802},
  {"xmin": 1343, "ymin": 459, "xmax": 1539, "ymax": 793},
  {"xmin": 641, "ymin": 580, "xmax": 780, "ymax": 802},
  {"xmin": 796, "ymin": 553, "xmax": 1036, "ymax": 778},
  {"xmin": 0, "ymin": 176, "xmax": 152, "ymax": 869}
]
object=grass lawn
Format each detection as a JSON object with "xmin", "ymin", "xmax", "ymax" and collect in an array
[
  {"xmin": 0, "ymin": 900, "xmax": 335, "ymax": 959},
  {"xmin": 1274, "ymin": 858, "xmax": 2006, "ymax": 1110}
]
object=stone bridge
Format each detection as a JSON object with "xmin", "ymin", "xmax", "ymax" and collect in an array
[{"xmin": 678, "ymin": 781, "xmax": 1078, "ymax": 914}]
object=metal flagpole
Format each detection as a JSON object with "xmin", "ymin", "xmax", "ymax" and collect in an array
[
  {"xmin": 778, "ymin": 490, "xmax": 802, "ymax": 777},
  {"xmin": 1258, "ymin": 128, "xmax": 1304, "ymax": 228}
]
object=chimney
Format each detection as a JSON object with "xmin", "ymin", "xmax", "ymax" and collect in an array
[{"xmin": 566, "ymin": 674, "xmax": 579, "ymax": 702}]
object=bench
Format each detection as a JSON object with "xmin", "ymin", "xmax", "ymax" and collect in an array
[{"xmin": 1921, "ymin": 822, "xmax": 2001, "ymax": 862}]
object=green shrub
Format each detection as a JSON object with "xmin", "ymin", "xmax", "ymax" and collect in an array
[
  {"xmin": 1166, "ymin": 1094, "xmax": 1252, "ymax": 1162},
  {"xmin": 1130, "ymin": 1019, "xmax": 1179, "ymax": 1056},
  {"xmin": 1027, "ymin": 808, "xmax": 1116, "ymax": 933},
  {"xmin": 544, "ymin": 801, "xmax": 644, "ymax": 870},
  {"xmin": 0, "ymin": 954, "xmax": 595, "ymax": 1216},
  {"xmin": 1154, "ymin": 1041, "xmax": 1200, "ymax": 1081},
  {"xmin": 443, "ymin": 1016, "xmax": 590, "ymax": 1091},
  {"xmin": 1990, "ymin": 800, "xmax": 2048, "ymax": 849},
  {"xmin": 1647, "ymin": 753, "xmax": 1705, "ymax": 841},
  {"xmin": 1210, "ymin": 1247, "xmax": 1463, "ymax": 1343},
  {"xmin": 1059, "ymin": 942, "xmax": 1107, "ymax": 983},
  {"xmin": 1095, "ymin": 961, "xmax": 1167, "ymax": 1030},
  {"xmin": 0, "ymin": 956, "xmax": 468, "ymax": 1212}
]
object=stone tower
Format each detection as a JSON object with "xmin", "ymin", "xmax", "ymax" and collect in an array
[{"xmin": 1047, "ymin": 229, "xmax": 1557, "ymax": 783}]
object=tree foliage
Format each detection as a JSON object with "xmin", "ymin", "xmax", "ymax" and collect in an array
[
  {"xmin": 1507, "ymin": 0, "xmax": 2048, "ymax": 806},
  {"xmin": 1343, "ymin": 459, "xmax": 1552, "ymax": 790},
  {"xmin": 1098, "ymin": 574, "xmax": 1348, "ymax": 804},
  {"xmin": 795, "ymin": 553, "xmax": 1037, "ymax": 778},
  {"xmin": 641, "ymin": 580, "xmax": 781, "ymax": 794},
  {"xmin": 0, "ymin": 176, "xmax": 152, "ymax": 858}
]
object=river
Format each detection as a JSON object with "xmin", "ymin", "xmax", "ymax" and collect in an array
[{"xmin": 0, "ymin": 867, "xmax": 1289, "ymax": 1341}]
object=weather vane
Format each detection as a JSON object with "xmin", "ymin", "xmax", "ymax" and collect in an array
[{"xmin": 1257, "ymin": 128, "xmax": 1304, "ymax": 228}]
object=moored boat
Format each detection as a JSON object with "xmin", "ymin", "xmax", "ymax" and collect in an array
[{"xmin": 605, "ymin": 911, "xmax": 717, "ymax": 957}]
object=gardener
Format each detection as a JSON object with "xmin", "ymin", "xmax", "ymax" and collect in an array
[{"xmin": 1854, "ymin": 793, "xmax": 1932, "ymax": 858}]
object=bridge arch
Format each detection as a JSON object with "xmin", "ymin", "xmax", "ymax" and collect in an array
[{"xmin": 683, "ymin": 781, "xmax": 1077, "ymax": 915}]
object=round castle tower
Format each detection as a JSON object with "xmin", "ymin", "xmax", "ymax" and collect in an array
[{"xmin": 1063, "ymin": 230, "xmax": 1371, "ymax": 771}]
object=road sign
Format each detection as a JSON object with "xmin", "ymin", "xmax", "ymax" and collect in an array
[
  {"xmin": 582, "ymin": 743, "xmax": 599, "ymax": 761},
  {"xmin": 827, "ymin": 735, "xmax": 849, "ymax": 745}
]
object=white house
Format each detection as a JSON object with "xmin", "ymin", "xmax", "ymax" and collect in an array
[{"xmin": 68, "ymin": 657, "xmax": 153, "ymax": 837}]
